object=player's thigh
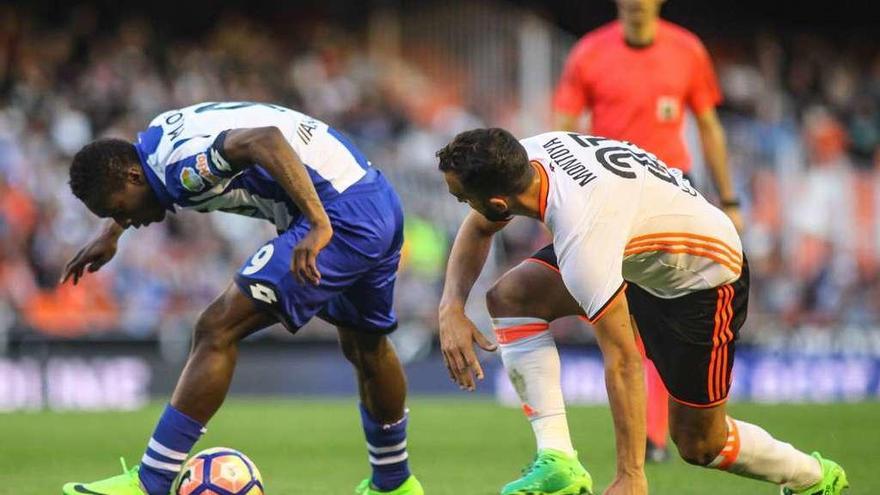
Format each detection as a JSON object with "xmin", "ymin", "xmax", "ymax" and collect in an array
[
  {"xmin": 486, "ymin": 244, "xmax": 584, "ymax": 320},
  {"xmin": 626, "ymin": 273, "xmax": 748, "ymax": 408},
  {"xmin": 234, "ymin": 222, "xmax": 370, "ymax": 333},
  {"xmin": 321, "ymin": 248, "xmax": 401, "ymax": 336},
  {"xmin": 318, "ymin": 180, "xmax": 404, "ymax": 335},
  {"xmin": 195, "ymin": 282, "xmax": 279, "ymax": 345}
]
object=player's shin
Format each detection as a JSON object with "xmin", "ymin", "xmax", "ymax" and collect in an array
[
  {"xmin": 139, "ymin": 404, "xmax": 207, "ymax": 495},
  {"xmin": 360, "ymin": 403, "xmax": 412, "ymax": 491},
  {"xmin": 708, "ymin": 416, "xmax": 822, "ymax": 491},
  {"xmin": 493, "ymin": 317, "xmax": 575, "ymax": 456}
]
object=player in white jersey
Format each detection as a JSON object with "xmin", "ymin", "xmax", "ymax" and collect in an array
[
  {"xmin": 60, "ymin": 102, "xmax": 422, "ymax": 495},
  {"xmin": 437, "ymin": 128, "xmax": 848, "ymax": 495}
]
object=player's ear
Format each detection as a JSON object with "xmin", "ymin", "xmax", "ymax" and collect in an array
[
  {"xmin": 487, "ymin": 197, "xmax": 509, "ymax": 214},
  {"xmin": 126, "ymin": 165, "xmax": 145, "ymax": 185}
]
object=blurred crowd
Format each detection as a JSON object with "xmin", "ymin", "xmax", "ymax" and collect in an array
[
  {"xmin": 712, "ymin": 33, "xmax": 880, "ymax": 333},
  {"xmin": 1, "ymin": 5, "xmax": 880, "ymax": 347}
]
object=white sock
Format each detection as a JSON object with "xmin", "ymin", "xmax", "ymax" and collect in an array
[
  {"xmin": 493, "ymin": 317, "xmax": 575, "ymax": 457},
  {"xmin": 709, "ymin": 417, "xmax": 822, "ymax": 490}
]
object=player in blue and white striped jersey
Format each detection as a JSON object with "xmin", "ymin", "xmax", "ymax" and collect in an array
[{"xmin": 60, "ymin": 102, "xmax": 423, "ymax": 495}]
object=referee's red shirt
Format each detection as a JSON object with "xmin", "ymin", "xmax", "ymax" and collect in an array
[{"xmin": 553, "ymin": 20, "xmax": 722, "ymax": 172}]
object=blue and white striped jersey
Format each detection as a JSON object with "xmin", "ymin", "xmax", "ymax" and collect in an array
[{"xmin": 133, "ymin": 101, "xmax": 373, "ymax": 231}]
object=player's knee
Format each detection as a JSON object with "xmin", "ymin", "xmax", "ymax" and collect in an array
[
  {"xmin": 338, "ymin": 332, "xmax": 361, "ymax": 365},
  {"xmin": 193, "ymin": 311, "xmax": 236, "ymax": 352},
  {"xmin": 486, "ymin": 278, "xmax": 530, "ymax": 317},
  {"xmin": 340, "ymin": 331, "xmax": 387, "ymax": 373},
  {"xmin": 671, "ymin": 428, "xmax": 724, "ymax": 466},
  {"xmin": 357, "ymin": 336, "xmax": 388, "ymax": 372}
]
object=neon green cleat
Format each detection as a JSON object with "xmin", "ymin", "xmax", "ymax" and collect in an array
[
  {"xmin": 501, "ymin": 449, "xmax": 593, "ymax": 495},
  {"xmin": 62, "ymin": 458, "xmax": 146, "ymax": 495},
  {"xmin": 355, "ymin": 475, "xmax": 424, "ymax": 495},
  {"xmin": 781, "ymin": 452, "xmax": 849, "ymax": 495}
]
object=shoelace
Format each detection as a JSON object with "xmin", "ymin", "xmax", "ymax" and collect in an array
[
  {"xmin": 520, "ymin": 454, "xmax": 557, "ymax": 477},
  {"xmin": 519, "ymin": 455, "xmax": 538, "ymax": 476}
]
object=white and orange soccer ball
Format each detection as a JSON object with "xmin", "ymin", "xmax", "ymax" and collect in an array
[{"xmin": 174, "ymin": 447, "xmax": 264, "ymax": 495}]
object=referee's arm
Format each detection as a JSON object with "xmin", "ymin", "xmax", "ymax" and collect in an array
[
  {"xmin": 555, "ymin": 113, "xmax": 581, "ymax": 133},
  {"xmin": 695, "ymin": 108, "xmax": 742, "ymax": 231}
]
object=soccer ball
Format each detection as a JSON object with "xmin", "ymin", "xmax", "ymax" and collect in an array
[{"xmin": 174, "ymin": 447, "xmax": 264, "ymax": 495}]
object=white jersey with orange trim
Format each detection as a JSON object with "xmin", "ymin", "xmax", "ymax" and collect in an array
[{"xmin": 519, "ymin": 132, "xmax": 743, "ymax": 320}]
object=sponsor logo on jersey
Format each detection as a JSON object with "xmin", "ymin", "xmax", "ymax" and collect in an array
[
  {"xmin": 656, "ymin": 96, "xmax": 680, "ymax": 122},
  {"xmin": 195, "ymin": 153, "xmax": 220, "ymax": 184},
  {"xmin": 180, "ymin": 167, "xmax": 205, "ymax": 192},
  {"xmin": 209, "ymin": 147, "xmax": 232, "ymax": 172}
]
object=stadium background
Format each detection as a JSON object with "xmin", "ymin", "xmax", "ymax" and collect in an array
[{"xmin": 1, "ymin": 1, "xmax": 880, "ymax": 493}]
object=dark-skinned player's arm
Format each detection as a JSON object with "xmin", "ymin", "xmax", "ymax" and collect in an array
[
  {"xmin": 590, "ymin": 294, "xmax": 648, "ymax": 494},
  {"xmin": 60, "ymin": 219, "xmax": 127, "ymax": 285},
  {"xmin": 438, "ymin": 210, "xmax": 508, "ymax": 390},
  {"xmin": 220, "ymin": 126, "xmax": 332, "ymax": 285}
]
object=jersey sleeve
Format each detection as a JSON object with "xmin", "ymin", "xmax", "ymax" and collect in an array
[
  {"xmin": 686, "ymin": 41, "xmax": 722, "ymax": 114},
  {"xmin": 159, "ymin": 132, "xmax": 237, "ymax": 204},
  {"xmin": 553, "ymin": 40, "xmax": 591, "ymax": 116},
  {"xmin": 553, "ymin": 182, "xmax": 636, "ymax": 322}
]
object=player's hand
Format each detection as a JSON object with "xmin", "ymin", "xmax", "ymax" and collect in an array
[
  {"xmin": 60, "ymin": 232, "xmax": 118, "ymax": 285},
  {"xmin": 438, "ymin": 307, "xmax": 497, "ymax": 391},
  {"xmin": 603, "ymin": 471, "xmax": 648, "ymax": 495},
  {"xmin": 722, "ymin": 204, "xmax": 744, "ymax": 233},
  {"xmin": 291, "ymin": 222, "xmax": 333, "ymax": 285}
]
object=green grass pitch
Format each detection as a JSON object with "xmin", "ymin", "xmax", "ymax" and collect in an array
[{"xmin": 2, "ymin": 399, "xmax": 876, "ymax": 494}]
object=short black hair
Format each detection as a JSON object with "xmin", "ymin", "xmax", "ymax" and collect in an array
[
  {"xmin": 436, "ymin": 128, "xmax": 531, "ymax": 197},
  {"xmin": 69, "ymin": 138, "xmax": 139, "ymax": 212}
]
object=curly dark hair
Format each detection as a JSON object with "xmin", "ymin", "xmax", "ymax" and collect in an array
[
  {"xmin": 436, "ymin": 128, "xmax": 531, "ymax": 197},
  {"xmin": 69, "ymin": 138, "xmax": 139, "ymax": 213}
]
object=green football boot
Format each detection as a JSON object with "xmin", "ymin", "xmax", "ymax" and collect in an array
[
  {"xmin": 355, "ymin": 475, "xmax": 424, "ymax": 495},
  {"xmin": 501, "ymin": 449, "xmax": 593, "ymax": 495},
  {"xmin": 781, "ymin": 452, "xmax": 849, "ymax": 495},
  {"xmin": 62, "ymin": 459, "xmax": 146, "ymax": 495}
]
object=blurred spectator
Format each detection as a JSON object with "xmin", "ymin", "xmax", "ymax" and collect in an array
[{"xmin": 0, "ymin": 4, "xmax": 879, "ymax": 344}]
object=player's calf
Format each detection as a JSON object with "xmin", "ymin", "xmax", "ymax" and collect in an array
[
  {"xmin": 338, "ymin": 330, "xmax": 405, "ymax": 422},
  {"xmin": 669, "ymin": 401, "xmax": 845, "ymax": 492},
  {"xmin": 338, "ymin": 327, "xmax": 416, "ymax": 492}
]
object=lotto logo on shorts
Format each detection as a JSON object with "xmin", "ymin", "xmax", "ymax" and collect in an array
[{"xmin": 249, "ymin": 283, "xmax": 277, "ymax": 304}]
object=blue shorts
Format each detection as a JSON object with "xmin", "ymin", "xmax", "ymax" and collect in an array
[{"xmin": 234, "ymin": 170, "xmax": 404, "ymax": 334}]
